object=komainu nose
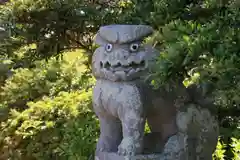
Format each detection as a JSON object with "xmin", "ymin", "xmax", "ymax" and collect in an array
[
  {"xmin": 115, "ymin": 49, "xmax": 130, "ymax": 60},
  {"xmin": 108, "ymin": 49, "xmax": 130, "ymax": 66}
]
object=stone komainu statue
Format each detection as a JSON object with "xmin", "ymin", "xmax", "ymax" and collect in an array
[{"xmin": 92, "ymin": 25, "xmax": 219, "ymax": 160}]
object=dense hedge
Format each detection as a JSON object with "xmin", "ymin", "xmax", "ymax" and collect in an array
[
  {"xmin": 0, "ymin": 51, "xmax": 99, "ymax": 159},
  {"xmin": 1, "ymin": 49, "xmax": 91, "ymax": 110},
  {"xmin": 0, "ymin": 91, "xmax": 98, "ymax": 160}
]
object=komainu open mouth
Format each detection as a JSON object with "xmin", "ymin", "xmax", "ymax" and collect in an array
[{"xmin": 100, "ymin": 60, "xmax": 146, "ymax": 73}]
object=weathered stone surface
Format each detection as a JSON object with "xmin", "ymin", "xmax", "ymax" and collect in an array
[
  {"xmin": 176, "ymin": 104, "xmax": 219, "ymax": 159},
  {"xmin": 95, "ymin": 25, "xmax": 153, "ymax": 45},
  {"xmin": 95, "ymin": 152, "xmax": 162, "ymax": 160},
  {"xmin": 91, "ymin": 24, "xmax": 219, "ymax": 160}
]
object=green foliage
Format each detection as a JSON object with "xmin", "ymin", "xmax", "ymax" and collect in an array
[
  {"xmin": 0, "ymin": 48, "xmax": 99, "ymax": 159},
  {"xmin": 0, "ymin": 55, "xmax": 13, "ymax": 86},
  {"xmin": 0, "ymin": 0, "xmax": 123, "ymax": 58},
  {"xmin": 148, "ymin": 0, "xmax": 240, "ymax": 131},
  {"xmin": 0, "ymin": 49, "xmax": 92, "ymax": 110},
  {"xmin": 0, "ymin": 90, "xmax": 99, "ymax": 160},
  {"xmin": 213, "ymin": 137, "xmax": 240, "ymax": 160},
  {"xmin": 213, "ymin": 139, "xmax": 226, "ymax": 160},
  {"xmin": 231, "ymin": 138, "xmax": 240, "ymax": 160}
]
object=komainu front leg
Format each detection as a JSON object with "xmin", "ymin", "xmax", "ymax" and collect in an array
[
  {"xmin": 96, "ymin": 115, "xmax": 122, "ymax": 153},
  {"xmin": 118, "ymin": 110, "xmax": 145, "ymax": 156}
]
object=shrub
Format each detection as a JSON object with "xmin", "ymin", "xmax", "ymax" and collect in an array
[
  {"xmin": 231, "ymin": 138, "xmax": 240, "ymax": 160},
  {"xmin": 213, "ymin": 139, "xmax": 226, "ymax": 160},
  {"xmin": 0, "ymin": 90, "xmax": 99, "ymax": 160},
  {"xmin": 0, "ymin": 49, "xmax": 98, "ymax": 159},
  {"xmin": 0, "ymin": 50, "xmax": 92, "ymax": 110}
]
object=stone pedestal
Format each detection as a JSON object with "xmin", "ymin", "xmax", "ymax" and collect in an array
[{"xmin": 95, "ymin": 152, "xmax": 162, "ymax": 160}]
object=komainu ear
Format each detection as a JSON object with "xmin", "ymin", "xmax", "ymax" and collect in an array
[{"xmin": 94, "ymin": 32, "xmax": 108, "ymax": 46}]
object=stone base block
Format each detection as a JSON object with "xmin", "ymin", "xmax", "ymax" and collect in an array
[{"xmin": 95, "ymin": 152, "xmax": 163, "ymax": 160}]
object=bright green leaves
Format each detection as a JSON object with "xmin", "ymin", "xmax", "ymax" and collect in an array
[
  {"xmin": 0, "ymin": 50, "xmax": 92, "ymax": 110},
  {"xmin": 0, "ymin": 90, "xmax": 97, "ymax": 159},
  {"xmin": 231, "ymin": 138, "xmax": 240, "ymax": 160},
  {"xmin": 0, "ymin": 49, "xmax": 97, "ymax": 159},
  {"xmin": 213, "ymin": 139, "xmax": 226, "ymax": 160}
]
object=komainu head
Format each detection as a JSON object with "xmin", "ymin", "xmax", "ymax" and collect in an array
[{"xmin": 92, "ymin": 25, "xmax": 158, "ymax": 82}]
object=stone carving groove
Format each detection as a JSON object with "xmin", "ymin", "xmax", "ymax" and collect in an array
[{"xmin": 92, "ymin": 24, "xmax": 219, "ymax": 160}]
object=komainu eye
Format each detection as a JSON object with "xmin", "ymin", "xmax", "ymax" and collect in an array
[
  {"xmin": 105, "ymin": 43, "xmax": 113, "ymax": 52},
  {"xmin": 130, "ymin": 43, "xmax": 139, "ymax": 52}
]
